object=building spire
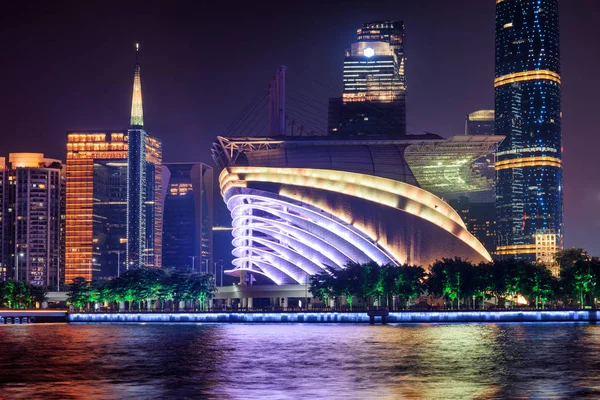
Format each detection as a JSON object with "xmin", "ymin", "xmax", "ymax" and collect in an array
[{"xmin": 130, "ymin": 42, "xmax": 144, "ymax": 128}]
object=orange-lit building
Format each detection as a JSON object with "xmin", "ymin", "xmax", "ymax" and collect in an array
[
  {"xmin": 65, "ymin": 130, "xmax": 162, "ymax": 282},
  {"xmin": 65, "ymin": 132, "xmax": 128, "ymax": 282}
]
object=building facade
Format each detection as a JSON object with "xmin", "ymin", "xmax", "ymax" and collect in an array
[
  {"xmin": 465, "ymin": 110, "xmax": 495, "ymax": 135},
  {"xmin": 162, "ymin": 163, "xmax": 213, "ymax": 273},
  {"xmin": 126, "ymin": 48, "xmax": 163, "ymax": 269},
  {"xmin": 65, "ymin": 46, "xmax": 162, "ymax": 281},
  {"xmin": 213, "ymin": 134, "xmax": 501, "ymax": 285},
  {"xmin": 448, "ymin": 196, "xmax": 497, "ymax": 256},
  {"xmin": 328, "ymin": 21, "xmax": 407, "ymax": 136},
  {"xmin": 65, "ymin": 132, "xmax": 128, "ymax": 282},
  {"xmin": 0, "ymin": 154, "xmax": 63, "ymax": 286},
  {"xmin": 495, "ymin": 0, "xmax": 563, "ymax": 260}
]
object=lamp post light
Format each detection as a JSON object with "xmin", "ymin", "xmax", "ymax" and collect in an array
[
  {"xmin": 108, "ymin": 250, "xmax": 124, "ymax": 277},
  {"xmin": 188, "ymin": 256, "xmax": 198, "ymax": 272},
  {"xmin": 15, "ymin": 252, "xmax": 25, "ymax": 281}
]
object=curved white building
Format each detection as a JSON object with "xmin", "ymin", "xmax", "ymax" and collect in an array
[{"xmin": 213, "ymin": 134, "xmax": 502, "ymax": 285}]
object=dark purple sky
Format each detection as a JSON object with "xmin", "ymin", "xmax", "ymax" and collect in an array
[{"xmin": 1, "ymin": 0, "xmax": 598, "ymax": 254}]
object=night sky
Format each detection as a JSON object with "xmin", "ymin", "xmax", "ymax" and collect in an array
[{"xmin": 0, "ymin": 0, "xmax": 598, "ymax": 254}]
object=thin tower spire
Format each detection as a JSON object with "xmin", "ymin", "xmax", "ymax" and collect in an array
[{"xmin": 130, "ymin": 42, "xmax": 144, "ymax": 127}]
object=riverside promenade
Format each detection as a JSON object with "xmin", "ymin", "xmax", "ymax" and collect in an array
[
  {"xmin": 68, "ymin": 310, "xmax": 600, "ymax": 324},
  {"xmin": 0, "ymin": 310, "xmax": 68, "ymax": 324}
]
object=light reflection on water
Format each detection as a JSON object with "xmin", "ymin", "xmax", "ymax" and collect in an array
[{"xmin": 1, "ymin": 323, "xmax": 599, "ymax": 399}]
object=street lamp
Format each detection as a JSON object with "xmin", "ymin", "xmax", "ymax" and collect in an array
[
  {"xmin": 15, "ymin": 252, "xmax": 25, "ymax": 281},
  {"xmin": 188, "ymin": 256, "xmax": 198, "ymax": 272},
  {"xmin": 108, "ymin": 250, "xmax": 125, "ymax": 277}
]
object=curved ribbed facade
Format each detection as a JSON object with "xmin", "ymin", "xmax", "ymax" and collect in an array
[
  {"xmin": 218, "ymin": 166, "xmax": 492, "ymax": 284},
  {"xmin": 495, "ymin": 0, "xmax": 563, "ymax": 259}
]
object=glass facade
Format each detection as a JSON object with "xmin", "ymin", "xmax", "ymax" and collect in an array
[
  {"xmin": 92, "ymin": 159, "xmax": 127, "ymax": 280},
  {"xmin": 162, "ymin": 163, "xmax": 213, "ymax": 273},
  {"xmin": 465, "ymin": 110, "xmax": 495, "ymax": 135},
  {"xmin": 449, "ymin": 196, "xmax": 497, "ymax": 256},
  {"xmin": 328, "ymin": 21, "xmax": 407, "ymax": 137},
  {"xmin": 125, "ymin": 61, "xmax": 163, "ymax": 269},
  {"xmin": 495, "ymin": 0, "xmax": 562, "ymax": 260},
  {"xmin": 65, "ymin": 132, "xmax": 128, "ymax": 282}
]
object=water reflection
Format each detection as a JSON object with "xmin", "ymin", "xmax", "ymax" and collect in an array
[{"xmin": 0, "ymin": 323, "xmax": 598, "ymax": 399}]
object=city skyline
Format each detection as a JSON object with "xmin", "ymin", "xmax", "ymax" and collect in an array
[{"xmin": 0, "ymin": 0, "xmax": 598, "ymax": 254}]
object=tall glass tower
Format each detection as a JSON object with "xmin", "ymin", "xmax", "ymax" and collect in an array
[
  {"xmin": 328, "ymin": 21, "xmax": 407, "ymax": 137},
  {"xmin": 494, "ymin": 0, "xmax": 562, "ymax": 261},
  {"xmin": 126, "ymin": 44, "xmax": 163, "ymax": 269}
]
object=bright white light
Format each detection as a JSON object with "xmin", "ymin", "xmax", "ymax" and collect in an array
[{"xmin": 364, "ymin": 47, "xmax": 375, "ymax": 57}]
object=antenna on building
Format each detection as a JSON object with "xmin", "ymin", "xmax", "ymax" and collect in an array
[{"xmin": 135, "ymin": 42, "xmax": 140, "ymax": 63}]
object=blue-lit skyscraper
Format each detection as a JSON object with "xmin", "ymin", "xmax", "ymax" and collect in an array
[
  {"xmin": 126, "ymin": 45, "xmax": 163, "ymax": 268},
  {"xmin": 495, "ymin": 0, "xmax": 562, "ymax": 261}
]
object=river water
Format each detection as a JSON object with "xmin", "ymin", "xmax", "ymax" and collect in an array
[{"xmin": 1, "ymin": 323, "xmax": 599, "ymax": 399}]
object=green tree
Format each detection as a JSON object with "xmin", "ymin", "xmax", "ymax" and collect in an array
[
  {"xmin": 522, "ymin": 263, "xmax": 557, "ymax": 309},
  {"xmin": 29, "ymin": 285, "xmax": 49, "ymax": 308},
  {"xmin": 67, "ymin": 277, "xmax": 90, "ymax": 311},
  {"xmin": 309, "ymin": 269, "xmax": 335, "ymax": 308},
  {"xmin": 189, "ymin": 273, "xmax": 216, "ymax": 310},
  {"xmin": 0, "ymin": 280, "xmax": 16, "ymax": 308},
  {"xmin": 395, "ymin": 265, "xmax": 426, "ymax": 309},
  {"xmin": 561, "ymin": 259, "xmax": 597, "ymax": 307},
  {"xmin": 429, "ymin": 258, "xmax": 470, "ymax": 309},
  {"xmin": 556, "ymin": 248, "xmax": 589, "ymax": 273}
]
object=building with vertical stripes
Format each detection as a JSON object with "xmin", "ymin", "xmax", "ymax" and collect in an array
[{"xmin": 494, "ymin": 0, "xmax": 563, "ymax": 261}]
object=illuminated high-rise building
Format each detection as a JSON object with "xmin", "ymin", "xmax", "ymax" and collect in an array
[
  {"xmin": 65, "ymin": 131, "xmax": 128, "ymax": 282},
  {"xmin": 0, "ymin": 154, "xmax": 63, "ymax": 286},
  {"xmin": 465, "ymin": 110, "xmax": 495, "ymax": 135},
  {"xmin": 162, "ymin": 163, "xmax": 213, "ymax": 272},
  {"xmin": 328, "ymin": 21, "xmax": 406, "ymax": 136},
  {"xmin": 65, "ymin": 44, "xmax": 162, "ymax": 282},
  {"xmin": 495, "ymin": 0, "xmax": 563, "ymax": 260},
  {"xmin": 126, "ymin": 44, "xmax": 162, "ymax": 269}
]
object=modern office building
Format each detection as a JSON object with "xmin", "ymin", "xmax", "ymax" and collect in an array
[
  {"xmin": 495, "ymin": 0, "xmax": 563, "ymax": 260},
  {"xmin": 65, "ymin": 45, "xmax": 162, "ymax": 281},
  {"xmin": 465, "ymin": 110, "xmax": 495, "ymax": 135},
  {"xmin": 65, "ymin": 132, "xmax": 128, "ymax": 282},
  {"xmin": 213, "ymin": 134, "xmax": 502, "ymax": 285},
  {"xmin": 162, "ymin": 163, "xmax": 213, "ymax": 273},
  {"xmin": 0, "ymin": 154, "xmax": 63, "ymax": 286},
  {"xmin": 126, "ymin": 48, "xmax": 163, "ymax": 269},
  {"xmin": 328, "ymin": 21, "xmax": 407, "ymax": 136},
  {"xmin": 448, "ymin": 196, "xmax": 497, "ymax": 256}
]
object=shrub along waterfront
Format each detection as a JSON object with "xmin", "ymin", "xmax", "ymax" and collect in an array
[
  {"xmin": 0, "ymin": 281, "xmax": 48, "ymax": 309},
  {"xmin": 310, "ymin": 249, "xmax": 600, "ymax": 310},
  {"xmin": 67, "ymin": 268, "xmax": 216, "ymax": 312}
]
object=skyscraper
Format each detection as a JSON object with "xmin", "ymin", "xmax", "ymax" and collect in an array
[
  {"xmin": 126, "ymin": 44, "xmax": 163, "ymax": 269},
  {"xmin": 0, "ymin": 153, "xmax": 63, "ymax": 286},
  {"xmin": 328, "ymin": 21, "xmax": 407, "ymax": 136},
  {"xmin": 162, "ymin": 163, "xmax": 213, "ymax": 273},
  {"xmin": 65, "ymin": 131, "xmax": 128, "ymax": 282},
  {"xmin": 495, "ymin": 0, "xmax": 562, "ymax": 260},
  {"xmin": 465, "ymin": 110, "xmax": 495, "ymax": 135},
  {"xmin": 65, "ymin": 45, "xmax": 162, "ymax": 282}
]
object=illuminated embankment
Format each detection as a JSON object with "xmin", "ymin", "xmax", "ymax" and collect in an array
[{"xmin": 69, "ymin": 310, "xmax": 600, "ymax": 324}]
